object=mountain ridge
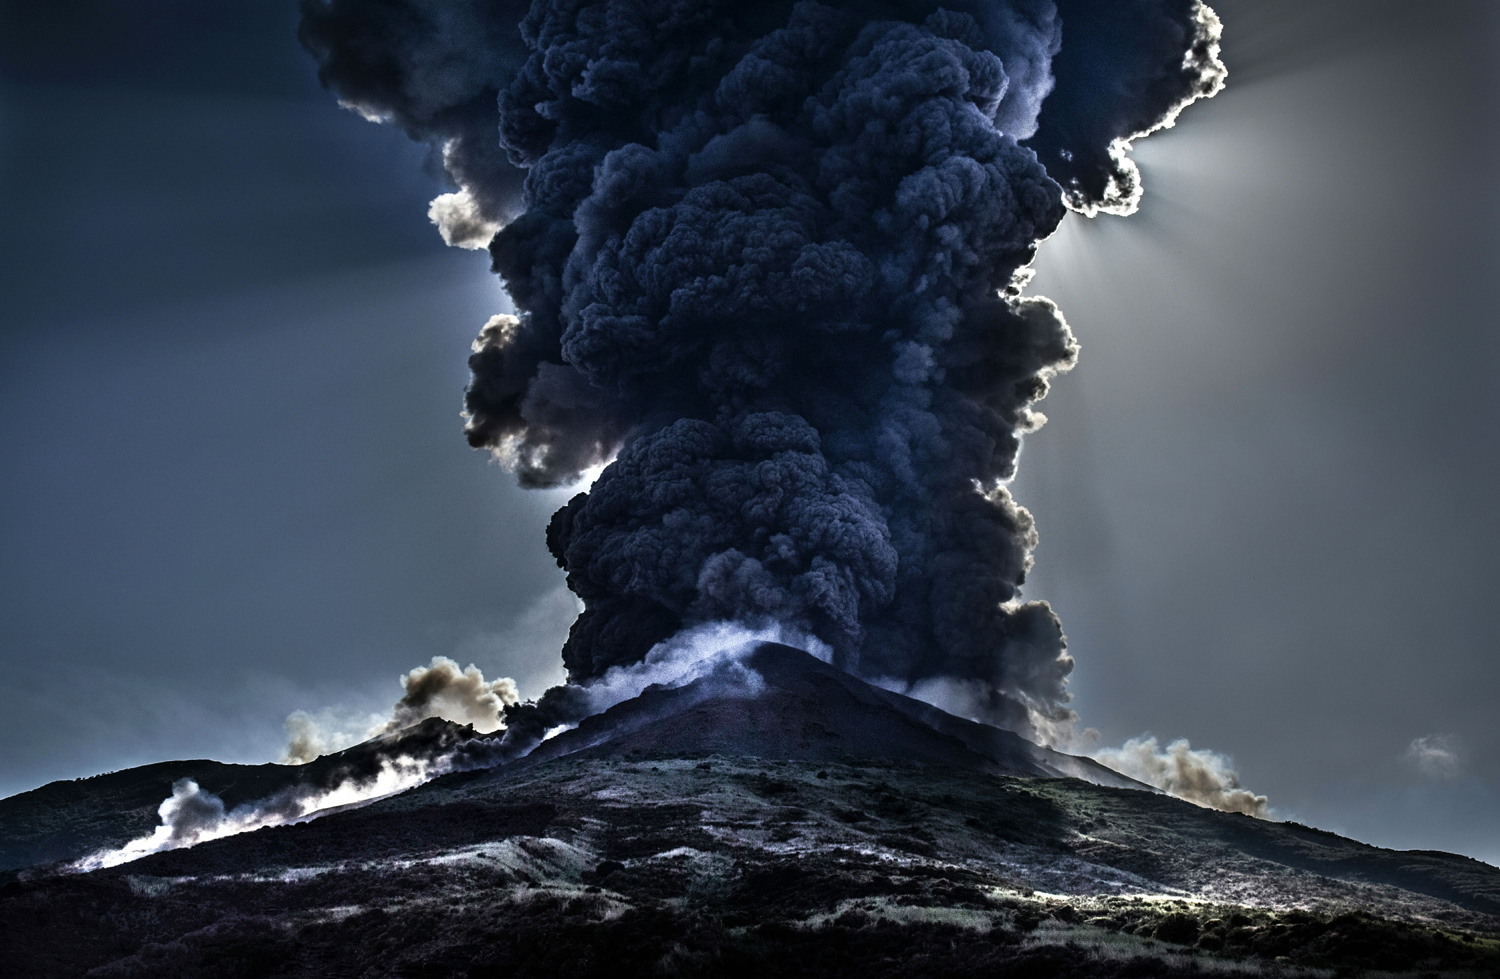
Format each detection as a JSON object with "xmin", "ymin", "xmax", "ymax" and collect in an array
[{"xmin": 3, "ymin": 644, "xmax": 1497, "ymax": 977}]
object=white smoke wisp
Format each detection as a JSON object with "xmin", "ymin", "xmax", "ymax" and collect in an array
[
  {"xmin": 71, "ymin": 754, "xmax": 446, "ymax": 872},
  {"xmin": 1093, "ymin": 736, "xmax": 1270, "ymax": 819},
  {"xmin": 533, "ymin": 621, "xmax": 829, "ymax": 743},
  {"xmin": 80, "ymin": 656, "xmax": 521, "ymax": 869},
  {"xmin": 281, "ymin": 657, "xmax": 519, "ymax": 765},
  {"xmin": 595, "ymin": 621, "xmax": 828, "ymax": 708},
  {"xmin": 1406, "ymin": 734, "xmax": 1463, "ymax": 780}
]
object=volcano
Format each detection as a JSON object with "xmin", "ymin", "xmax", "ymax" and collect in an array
[
  {"xmin": 516, "ymin": 645, "xmax": 1143, "ymax": 787},
  {"xmin": 3, "ymin": 644, "xmax": 1498, "ymax": 978}
]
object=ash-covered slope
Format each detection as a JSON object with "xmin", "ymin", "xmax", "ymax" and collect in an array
[
  {"xmin": 5, "ymin": 755, "xmax": 1499, "ymax": 978},
  {"xmin": 0, "ymin": 717, "xmax": 477, "ymax": 873},
  {"xmin": 524, "ymin": 644, "xmax": 1142, "ymax": 790}
]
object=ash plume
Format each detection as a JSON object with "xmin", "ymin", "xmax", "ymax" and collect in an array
[
  {"xmin": 299, "ymin": 0, "xmax": 535, "ymax": 246},
  {"xmin": 302, "ymin": 0, "xmax": 1225, "ymax": 739}
]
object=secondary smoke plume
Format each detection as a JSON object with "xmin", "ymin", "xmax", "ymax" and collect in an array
[
  {"xmin": 283, "ymin": 656, "xmax": 519, "ymax": 764},
  {"xmin": 301, "ymin": 0, "xmax": 1224, "ymax": 739},
  {"xmin": 1094, "ymin": 736, "xmax": 1269, "ymax": 819},
  {"xmin": 75, "ymin": 718, "xmax": 474, "ymax": 871}
]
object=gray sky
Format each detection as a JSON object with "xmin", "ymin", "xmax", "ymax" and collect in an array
[{"xmin": 1, "ymin": 0, "xmax": 1495, "ymax": 864}]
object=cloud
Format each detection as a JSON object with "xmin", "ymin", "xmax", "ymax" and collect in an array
[{"xmin": 1405, "ymin": 734, "xmax": 1463, "ymax": 780}]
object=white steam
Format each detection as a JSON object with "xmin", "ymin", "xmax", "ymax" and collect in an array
[
  {"xmin": 79, "ymin": 656, "xmax": 520, "ymax": 870},
  {"xmin": 428, "ymin": 187, "xmax": 501, "ymax": 249},
  {"xmin": 1093, "ymin": 736, "xmax": 1270, "ymax": 819},
  {"xmin": 562, "ymin": 620, "xmax": 830, "ymax": 729},
  {"xmin": 72, "ymin": 755, "xmax": 445, "ymax": 871},
  {"xmin": 77, "ymin": 626, "xmax": 821, "ymax": 871}
]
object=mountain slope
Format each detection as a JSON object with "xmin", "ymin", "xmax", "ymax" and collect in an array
[
  {"xmin": 3, "ymin": 644, "xmax": 1497, "ymax": 977},
  {"xmin": 0, "ymin": 716, "xmax": 477, "ymax": 872}
]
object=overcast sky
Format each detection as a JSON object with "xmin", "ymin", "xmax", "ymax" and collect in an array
[{"xmin": 1, "ymin": 0, "xmax": 1495, "ymax": 865}]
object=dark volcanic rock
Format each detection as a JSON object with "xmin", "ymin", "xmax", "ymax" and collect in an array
[
  {"xmin": 3, "ymin": 755, "xmax": 1500, "ymax": 978},
  {"xmin": 523, "ymin": 644, "xmax": 1143, "ymax": 790},
  {"xmin": 3, "ymin": 648, "xmax": 1499, "ymax": 977}
]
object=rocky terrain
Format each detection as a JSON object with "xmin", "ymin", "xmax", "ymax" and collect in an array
[{"xmin": 3, "ymin": 647, "xmax": 1498, "ymax": 977}]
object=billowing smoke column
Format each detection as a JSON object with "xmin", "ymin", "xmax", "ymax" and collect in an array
[{"xmin": 302, "ymin": 0, "xmax": 1223, "ymax": 742}]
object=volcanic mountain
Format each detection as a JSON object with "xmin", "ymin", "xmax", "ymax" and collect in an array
[{"xmin": 3, "ymin": 645, "xmax": 1498, "ymax": 978}]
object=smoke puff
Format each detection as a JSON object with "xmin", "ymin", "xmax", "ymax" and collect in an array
[
  {"xmin": 158, "ymin": 779, "xmax": 229, "ymax": 847},
  {"xmin": 430, "ymin": 189, "xmax": 503, "ymax": 249},
  {"xmin": 385, "ymin": 656, "xmax": 520, "ymax": 734},
  {"xmin": 281, "ymin": 657, "xmax": 518, "ymax": 765},
  {"xmin": 303, "ymin": 0, "xmax": 1224, "ymax": 737},
  {"xmin": 281, "ymin": 708, "xmax": 386, "ymax": 766},
  {"xmin": 83, "ymin": 654, "xmax": 528, "ymax": 867},
  {"xmin": 1094, "ymin": 736, "xmax": 1270, "ymax": 819}
]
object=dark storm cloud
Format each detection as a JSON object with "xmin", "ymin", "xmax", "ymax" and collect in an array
[{"xmin": 303, "ymin": 0, "xmax": 1224, "ymax": 743}]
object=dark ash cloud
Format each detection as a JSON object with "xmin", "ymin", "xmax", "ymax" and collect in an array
[
  {"xmin": 1027, "ymin": 0, "xmax": 1225, "ymax": 215},
  {"xmin": 299, "ymin": 0, "xmax": 535, "ymax": 242},
  {"xmin": 302, "ymin": 0, "xmax": 1224, "ymax": 740}
]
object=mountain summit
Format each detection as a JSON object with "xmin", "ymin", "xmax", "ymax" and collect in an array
[{"xmin": 520, "ymin": 644, "xmax": 1143, "ymax": 789}]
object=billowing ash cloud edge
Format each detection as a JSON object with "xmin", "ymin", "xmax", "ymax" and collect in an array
[{"xmin": 294, "ymin": 2, "xmax": 1226, "ymax": 754}]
